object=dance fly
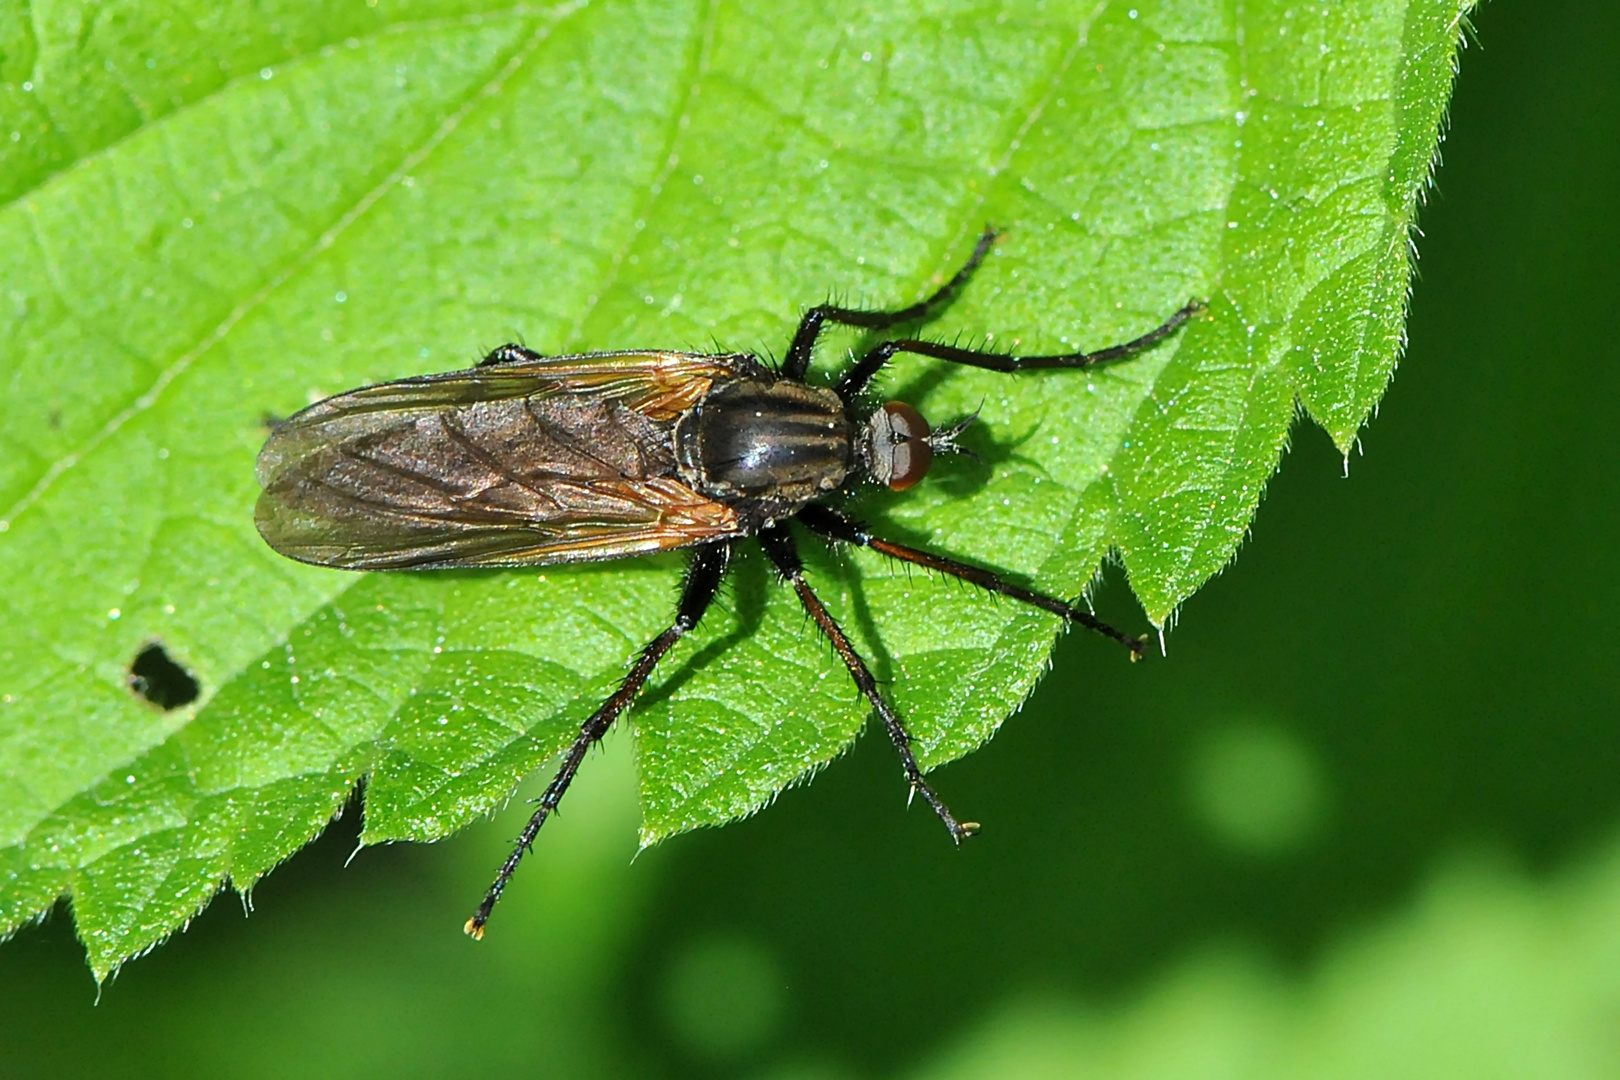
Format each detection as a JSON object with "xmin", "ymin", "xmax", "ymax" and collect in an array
[{"xmin": 252, "ymin": 228, "xmax": 1202, "ymax": 937}]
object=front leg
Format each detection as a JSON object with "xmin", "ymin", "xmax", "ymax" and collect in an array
[
  {"xmin": 781, "ymin": 227, "xmax": 999, "ymax": 381},
  {"xmin": 835, "ymin": 299, "xmax": 1203, "ymax": 400}
]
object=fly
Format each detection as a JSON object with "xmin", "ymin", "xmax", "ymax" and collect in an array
[{"xmin": 253, "ymin": 228, "xmax": 1202, "ymax": 937}]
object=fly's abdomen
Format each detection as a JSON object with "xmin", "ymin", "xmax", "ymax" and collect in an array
[{"xmin": 677, "ymin": 379, "xmax": 853, "ymax": 505}]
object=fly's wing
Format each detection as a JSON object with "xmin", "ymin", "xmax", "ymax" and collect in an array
[{"xmin": 254, "ymin": 350, "xmax": 758, "ymax": 570}]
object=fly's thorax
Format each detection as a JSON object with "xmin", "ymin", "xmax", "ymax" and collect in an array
[{"xmin": 675, "ymin": 377, "xmax": 854, "ymax": 509}]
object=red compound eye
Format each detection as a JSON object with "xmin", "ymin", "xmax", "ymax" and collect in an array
[{"xmin": 882, "ymin": 401, "xmax": 932, "ymax": 490}]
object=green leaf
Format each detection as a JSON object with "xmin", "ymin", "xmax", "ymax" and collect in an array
[{"xmin": 0, "ymin": 0, "xmax": 1473, "ymax": 979}]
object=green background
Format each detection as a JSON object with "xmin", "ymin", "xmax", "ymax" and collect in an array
[{"xmin": 3, "ymin": 0, "xmax": 1619, "ymax": 1076}]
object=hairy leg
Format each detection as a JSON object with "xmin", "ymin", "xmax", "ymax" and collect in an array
[
  {"xmin": 797, "ymin": 504, "xmax": 1144, "ymax": 658},
  {"xmin": 757, "ymin": 523, "xmax": 977, "ymax": 843},
  {"xmin": 781, "ymin": 227, "xmax": 999, "ymax": 380},
  {"xmin": 466, "ymin": 541, "xmax": 733, "ymax": 937},
  {"xmin": 836, "ymin": 299, "xmax": 1203, "ymax": 399}
]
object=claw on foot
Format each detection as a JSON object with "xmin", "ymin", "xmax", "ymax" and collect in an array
[{"xmin": 1129, "ymin": 633, "xmax": 1150, "ymax": 663}]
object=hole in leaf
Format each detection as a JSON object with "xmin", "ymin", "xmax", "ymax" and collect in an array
[{"xmin": 128, "ymin": 641, "xmax": 200, "ymax": 710}]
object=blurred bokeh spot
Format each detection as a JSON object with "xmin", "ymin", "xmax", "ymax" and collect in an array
[
  {"xmin": 1188, "ymin": 723, "xmax": 1329, "ymax": 855},
  {"xmin": 661, "ymin": 933, "xmax": 786, "ymax": 1060}
]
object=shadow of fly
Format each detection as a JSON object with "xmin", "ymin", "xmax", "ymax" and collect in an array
[{"xmin": 253, "ymin": 228, "xmax": 1202, "ymax": 937}]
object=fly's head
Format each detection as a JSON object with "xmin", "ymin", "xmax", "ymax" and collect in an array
[{"xmin": 857, "ymin": 401, "xmax": 980, "ymax": 491}]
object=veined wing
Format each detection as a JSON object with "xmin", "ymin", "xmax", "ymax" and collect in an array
[
  {"xmin": 265, "ymin": 349, "xmax": 764, "ymax": 435},
  {"xmin": 254, "ymin": 350, "xmax": 753, "ymax": 570}
]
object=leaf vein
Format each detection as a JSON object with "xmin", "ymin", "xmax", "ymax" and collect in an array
[
  {"xmin": 0, "ymin": 3, "xmax": 583, "ymax": 215},
  {"xmin": 0, "ymin": 5, "xmax": 585, "ymax": 535},
  {"xmin": 563, "ymin": 0, "xmax": 720, "ymax": 348}
]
